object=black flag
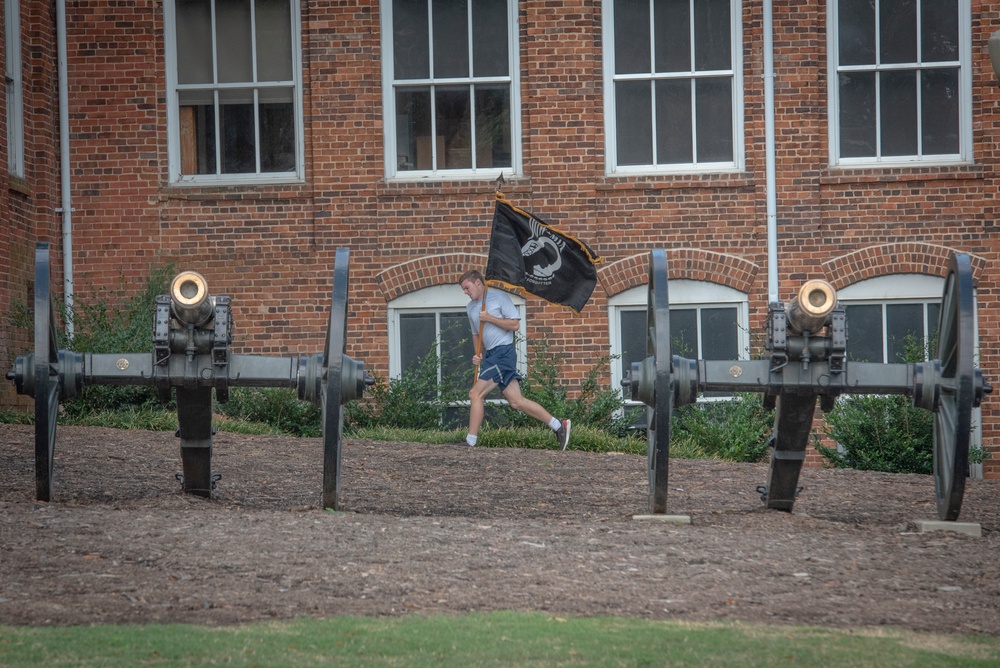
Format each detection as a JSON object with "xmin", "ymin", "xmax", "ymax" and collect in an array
[{"xmin": 485, "ymin": 194, "xmax": 603, "ymax": 313}]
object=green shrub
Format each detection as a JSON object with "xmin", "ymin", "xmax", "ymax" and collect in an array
[
  {"xmin": 816, "ymin": 393, "xmax": 935, "ymax": 474},
  {"xmin": 345, "ymin": 345, "xmax": 470, "ymax": 432},
  {"xmin": 217, "ymin": 387, "xmax": 322, "ymax": 437},
  {"xmin": 670, "ymin": 393, "xmax": 773, "ymax": 462}
]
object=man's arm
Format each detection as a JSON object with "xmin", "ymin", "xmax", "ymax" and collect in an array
[{"xmin": 479, "ymin": 310, "xmax": 519, "ymax": 332}]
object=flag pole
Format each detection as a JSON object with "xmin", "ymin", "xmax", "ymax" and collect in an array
[{"xmin": 475, "ymin": 175, "xmax": 503, "ymax": 384}]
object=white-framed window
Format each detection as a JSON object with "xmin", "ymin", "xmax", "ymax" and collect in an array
[
  {"xmin": 602, "ymin": 0, "xmax": 744, "ymax": 175},
  {"xmin": 380, "ymin": 0, "xmax": 521, "ymax": 180},
  {"xmin": 828, "ymin": 0, "xmax": 972, "ymax": 166},
  {"xmin": 388, "ymin": 284, "xmax": 527, "ymax": 382},
  {"xmin": 163, "ymin": 0, "xmax": 304, "ymax": 185},
  {"xmin": 838, "ymin": 274, "xmax": 944, "ymax": 363},
  {"xmin": 5, "ymin": 0, "xmax": 25, "ymax": 178},
  {"xmin": 608, "ymin": 280, "xmax": 749, "ymax": 401}
]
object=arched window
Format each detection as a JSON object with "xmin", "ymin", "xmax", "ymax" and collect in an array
[{"xmin": 608, "ymin": 280, "xmax": 749, "ymax": 402}]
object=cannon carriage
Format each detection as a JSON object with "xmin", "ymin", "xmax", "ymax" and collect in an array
[
  {"xmin": 7, "ymin": 243, "xmax": 370, "ymax": 509},
  {"xmin": 627, "ymin": 249, "xmax": 992, "ymax": 522}
]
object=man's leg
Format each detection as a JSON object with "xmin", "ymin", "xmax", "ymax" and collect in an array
[
  {"xmin": 501, "ymin": 379, "xmax": 553, "ymax": 424},
  {"xmin": 466, "ymin": 377, "xmax": 497, "ymax": 445},
  {"xmin": 502, "ymin": 380, "xmax": 571, "ymax": 450}
]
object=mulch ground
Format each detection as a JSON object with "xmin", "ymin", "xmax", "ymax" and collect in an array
[{"xmin": 1, "ymin": 423, "xmax": 999, "ymax": 636}]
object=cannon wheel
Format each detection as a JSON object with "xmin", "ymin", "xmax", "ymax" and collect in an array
[
  {"xmin": 646, "ymin": 250, "xmax": 673, "ymax": 514},
  {"xmin": 33, "ymin": 243, "xmax": 61, "ymax": 502},
  {"xmin": 321, "ymin": 247, "xmax": 351, "ymax": 510},
  {"xmin": 933, "ymin": 253, "xmax": 976, "ymax": 521}
]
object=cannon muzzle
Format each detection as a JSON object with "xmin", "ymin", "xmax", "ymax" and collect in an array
[
  {"xmin": 170, "ymin": 271, "xmax": 215, "ymax": 326},
  {"xmin": 785, "ymin": 278, "xmax": 837, "ymax": 334}
]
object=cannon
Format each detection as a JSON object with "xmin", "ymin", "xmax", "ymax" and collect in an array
[
  {"xmin": 7, "ymin": 242, "xmax": 370, "ymax": 509},
  {"xmin": 627, "ymin": 249, "xmax": 992, "ymax": 521}
]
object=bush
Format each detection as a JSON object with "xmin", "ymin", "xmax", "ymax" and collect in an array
[
  {"xmin": 345, "ymin": 345, "xmax": 470, "ymax": 432},
  {"xmin": 217, "ymin": 387, "xmax": 322, "ymax": 437},
  {"xmin": 670, "ymin": 393, "xmax": 773, "ymax": 462},
  {"xmin": 816, "ymin": 393, "xmax": 934, "ymax": 474}
]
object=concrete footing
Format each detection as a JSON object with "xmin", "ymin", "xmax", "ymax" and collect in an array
[
  {"xmin": 632, "ymin": 514, "xmax": 691, "ymax": 524},
  {"xmin": 913, "ymin": 520, "xmax": 981, "ymax": 537}
]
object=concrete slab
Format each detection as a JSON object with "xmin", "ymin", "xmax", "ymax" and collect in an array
[
  {"xmin": 632, "ymin": 514, "xmax": 691, "ymax": 524},
  {"xmin": 913, "ymin": 520, "xmax": 982, "ymax": 537}
]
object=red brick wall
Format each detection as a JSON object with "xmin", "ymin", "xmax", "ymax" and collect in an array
[
  {"xmin": 0, "ymin": 0, "xmax": 61, "ymax": 409},
  {"xmin": 5, "ymin": 1, "xmax": 999, "ymax": 478}
]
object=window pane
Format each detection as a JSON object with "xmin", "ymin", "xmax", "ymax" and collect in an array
[
  {"xmin": 177, "ymin": 0, "xmax": 214, "ymax": 84},
  {"xmin": 922, "ymin": 0, "xmax": 958, "ymax": 62},
  {"xmin": 695, "ymin": 77, "xmax": 733, "ymax": 162},
  {"xmin": 921, "ymin": 68, "xmax": 959, "ymax": 154},
  {"xmin": 216, "ymin": 0, "xmax": 254, "ymax": 83},
  {"xmin": 879, "ymin": 0, "xmax": 917, "ymax": 64},
  {"xmin": 845, "ymin": 304, "xmax": 884, "ymax": 363},
  {"xmin": 700, "ymin": 307, "xmax": 738, "ymax": 359},
  {"xmin": 433, "ymin": 0, "xmax": 469, "ymax": 78},
  {"xmin": 655, "ymin": 79, "xmax": 692, "ymax": 163},
  {"xmin": 472, "ymin": 0, "xmax": 507, "ymax": 77},
  {"xmin": 259, "ymin": 89, "xmax": 294, "ymax": 172},
  {"xmin": 395, "ymin": 87, "xmax": 432, "ymax": 170},
  {"xmin": 654, "ymin": 0, "xmax": 689, "ymax": 73},
  {"xmin": 669, "ymin": 308, "xmax": 698, "ymax": 358},
  {"xmin": 839, "ymin": 72, "xmax": 876, "ymax": 157},
  {"xmin": 475, "ymin": 85, "xmax": 511, "ymax": 168},
  {"xmin": 879, "ymin": 70, "xmax": 917, "ymax": 156},
  {"xmin": 394, "ymin": 0, "xmax": 430, "ymax": 79},
  {"xmin": 441, "ymin": 312, "xmax": 473, "ymax": 379},
  {"xmin": 615, "ymin": 0, "xmax": 651, "ymax": 74},
  {"xmin": 219, "ymin": 89, "xmax": 256, "ymax": 173},
  {"xmin": 886, "ymin": 303, "xmax": 923, "ymax": 363},
  {"xmin": 693, "ymin": 0, "xmax": 731, "ymax": 72},
  {"xmin": 616, "ymin": 80, "xmax": 653, "ymax": 165},
  {"xmin": 927, "ymin": 303, "xmax": 940, "ymax": 345},
  {"xmin": 838, "ymin": 0, "xmax": 875, "ymax": 66},
  {"xmin": 256, "ymin": 0, "xmax": 292, "ymax": 81},
  {"xmin": 179, "ymin": 91, "xmax": 217, "ymax": 175},
  {"xmin": 400, "ymin": 313, "xmax": 437, "ymax": 374},
  {"xmin": 436, "ymin": 86, "xmax": 472, "ymax": 169},
  {"xmin": 620, "ymin": 310, "xmax": 647, "ymax": 383}
]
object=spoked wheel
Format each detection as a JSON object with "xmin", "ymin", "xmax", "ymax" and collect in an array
[
  {"xmin": 33, "ymin": 243, "xmax": 61, "ymax": 502},
  {"xmin": 932, "ymin": 253, "xmax": 976, "ymax": 521},
  {"xmin": 321, "ymin": 247, "xmax": 351, "ymax": 510},
  {"xmin": 646, "ymin": 250, "xmax": 673, "ymax": 514}
]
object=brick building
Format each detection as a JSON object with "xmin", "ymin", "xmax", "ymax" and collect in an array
[{"xmin": 2, "ymin": 1, "xmax": 998, "ymax": 478}]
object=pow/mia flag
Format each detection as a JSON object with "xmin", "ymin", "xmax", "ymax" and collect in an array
[{"xmin": 485, "ymin": 194, "xmax": 603, "ymax": 313}]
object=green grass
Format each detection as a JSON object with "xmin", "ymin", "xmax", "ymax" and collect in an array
[{"xmin": 1, "ymin": 612, "xmax": 998, "ymax": 667}]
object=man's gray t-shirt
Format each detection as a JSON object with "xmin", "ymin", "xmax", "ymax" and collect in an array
[{"xmin": 467, "ymin": 289, "xmax": 520, "ymax": 352}]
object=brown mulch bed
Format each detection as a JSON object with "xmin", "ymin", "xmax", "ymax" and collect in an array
[{"xmin": 1, "ymin": 424, "xmax": 998, "ymax": 635}]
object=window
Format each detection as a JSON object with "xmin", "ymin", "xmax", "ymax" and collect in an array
[
  {"xmin": 602, "ymin": 0, "xmax": 743, "ymax": 174},
  {"xmin": 381, "ymin": 0, "xmax": 520, "ymax": 179},
  {"xmin": 388, "ymin": 284, "xmax": 526, "ymax": 383},
  {"xmin": 164, "ymin": 0, "xmax": 303, "ymax": 185},
  {"xmin": 838, "ymin": 274, "xmax": 943, "ymax": 363},
  {"xmin": 5, "ymin": 0, "xmax": 24, "ymax": 178},
  {"xmin": 829, "ymin": 0, "xmax": 971, "ymax": 165},
  {"xmin": 609, "ymin": 281, "xmax": 749, "ymax": 401}
]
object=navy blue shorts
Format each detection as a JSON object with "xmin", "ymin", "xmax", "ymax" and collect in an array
[{"xmin": 478, "ymin": 343, "xmax": 523, "ymax": 391}]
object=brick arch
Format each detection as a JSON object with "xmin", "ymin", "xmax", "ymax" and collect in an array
[
  {"xmin": 375, "ymin": 253, "xmax": 487, "ymax": 302},
  {"xmin": 821, "ymin": 243, "xmax": 987, "ymax": 290},
  {"xmin": 599, "ymin": 249, "xmax": 760, "ymax": 298}
]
